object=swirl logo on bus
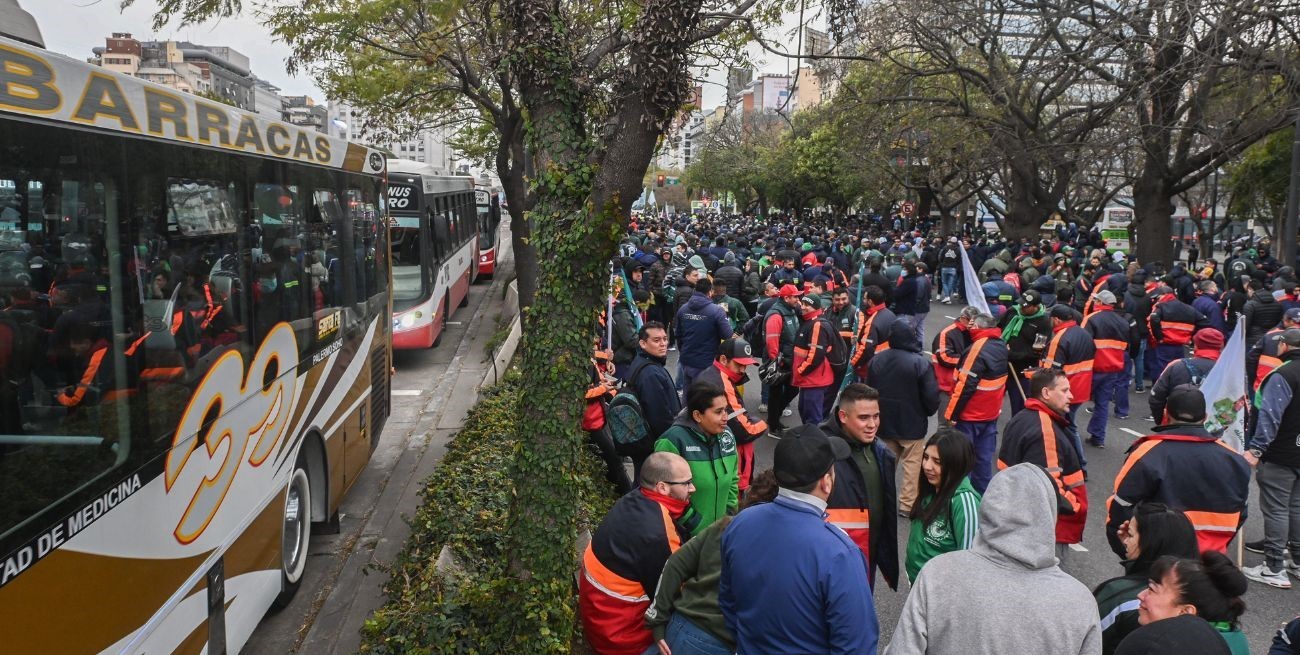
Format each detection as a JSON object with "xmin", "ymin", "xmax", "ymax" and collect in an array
[{"xmin": 164, "ymin": 323, "xmax": 299, "ymax": 544}]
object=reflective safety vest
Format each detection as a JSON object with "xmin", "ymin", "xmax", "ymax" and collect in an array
[{"xmin": 1042, "ymin": 322, "xmax": 1095, "ymax": 401}]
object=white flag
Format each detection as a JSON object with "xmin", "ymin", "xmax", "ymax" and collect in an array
[
  {"xmin": 959, "ymin": 242, "xmax": 991, "ymax": 316},
  {"xmin": 1201, "ymin": 318, "xmax": 1248, "ymax": 452}
]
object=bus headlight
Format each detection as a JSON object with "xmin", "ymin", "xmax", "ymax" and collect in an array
[
  {"xmin": 397, "ymin": 311, "xmax": 421, "ymax": 329},
  {"xmin": 479, "ymin": 254, "xmax": 489, "ymax": 263}
]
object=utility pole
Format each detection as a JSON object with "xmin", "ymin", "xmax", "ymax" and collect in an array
[{"xmin": 1283, "ymin": 112, "xmax": 1300, "ymax": 266}]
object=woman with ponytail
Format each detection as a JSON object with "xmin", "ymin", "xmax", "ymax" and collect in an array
[{"xmin": 1116, "ymin": 550, "xmax": 1249, "ymax": 655}]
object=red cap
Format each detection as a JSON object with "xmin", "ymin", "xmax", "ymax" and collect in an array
[
  {"xmin": 778, "ymin": 284, "xmax": 804, "ymax": 298},
  {"xmin": 1193, "ymin": 328, "xmax": 1224, "ymax": 351}
]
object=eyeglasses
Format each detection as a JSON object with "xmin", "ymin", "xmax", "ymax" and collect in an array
[{"xmin": 664, "ymin": 479, "xmax": 694, "ymax": 486}]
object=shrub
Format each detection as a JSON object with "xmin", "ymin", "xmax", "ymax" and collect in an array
[{"xmin": 360, "ymin": 374, "xmax": 615, "ymax": 653}]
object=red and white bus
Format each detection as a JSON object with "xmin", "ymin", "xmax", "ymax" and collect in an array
[
  {"xmin": 387, "ymin": 160, "xmax": 478, "ymax": 349},
  {"xmin": 474, "ymin": 183, "xmax": 502, "ymax": 278}
]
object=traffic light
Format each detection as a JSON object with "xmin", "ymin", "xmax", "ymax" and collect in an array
[{"xmin": 656, "ymin": 174, "xmax": 665, "ymax": 187}]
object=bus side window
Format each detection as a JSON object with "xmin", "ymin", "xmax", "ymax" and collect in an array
[{"xmin": 250, "ymin": 170, "xmax": 310, "ymax": 343}]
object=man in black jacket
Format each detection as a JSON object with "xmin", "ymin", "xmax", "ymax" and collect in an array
[
  {"xmin": 1000, "ymin": 289, "xmax": 1053, "ymax": 415},
  {"xmin": 868, "ymin": 320, "xmax": 940, "ymax": 512},
  {"xmin": 625, "ymin": 322, "xmax": 682, "ymax": 480},
  {"xmin": 824, "ymin": 383, "xmax": 899, "ymax": 590}
]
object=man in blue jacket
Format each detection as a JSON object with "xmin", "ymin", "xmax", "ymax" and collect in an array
[
  {"xmin": 674, "ymin": 277, "xmax": 733, "ymax": 391},
  {"xmin": 720, "ymin": 423, "xmax": 880, "ymax": 654}
]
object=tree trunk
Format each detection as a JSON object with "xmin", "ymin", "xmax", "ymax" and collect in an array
[
  {"xmin": 1003, "ymin": 176, "xmax": 1045, "ymax": 241},
  {"xmin": 1132, "ymin": 170, "xmax": 1175, "ymax": 266},
  {"xmin": 497, "ymin": 115, "xmax": 539, "ymax": 309}
]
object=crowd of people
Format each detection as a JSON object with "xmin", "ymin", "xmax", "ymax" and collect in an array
[{"xmin": 580, "ymin": 212, "xmax": 1300, "ymax": 655}]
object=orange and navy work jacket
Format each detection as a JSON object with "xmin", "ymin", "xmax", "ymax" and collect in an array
[
  {"xmin": 1104, "ymin": 425, "xmax": 1251, "ymax": 557},
  {"xmin": 931, "ymin": 321, "xmax": 970, "ymax": 394},
  {"xmin": 1250, "ymin": 327, "xmax": 1285, "ymax": 393},
  {"xmin": 998, "ymin": 399, "xmax": 1088, "ymax": 544},
  {"xmin": 1042, "ymin": 322, "xmax": 1095, "ymax": 402},
  {"xmin": 944, "ymin": 329, "xmax": 1009, "ymax": 423},
  {"xmin": 793, "ymin": 312, "xmax": 834, "ymax": 388},
  {"xmin": 1148, "ymin": 295, "xmax": 1200, "ymax": 346},
  {"xmin": 1082, "ymin": 307, "xmax": 1132, "ymax": 373},
  {"xmin": 579, "ymin": 490, "xmax": 685, "ymax": 655},
  {"xmin": 851, "ymin": 305, "xmax": 895, "ymax": 377}
]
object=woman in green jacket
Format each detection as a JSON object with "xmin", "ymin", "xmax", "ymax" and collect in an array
[
  {"xmin": 1122, "ymin": 551, "xmax": 1250, "ymax": 655},
  {"xmin": 644, "ymin": 471, "xmax": 779, "ymax": 655},
  {"xmin": 654, "ymin": 383, "xmax": 738, "ymax": 537},
  {"xmin": 905, "ymin": 428, "xmax": 982, "ymax": 583}
]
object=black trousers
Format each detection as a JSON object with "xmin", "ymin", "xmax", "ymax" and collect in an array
[
  {"xmin": 767, "ymin": 381, "xmax": 799, "ymax": 432},
  {"xmin": 588, "ymin": 427, "xmax": 633, "ymax": 494}
]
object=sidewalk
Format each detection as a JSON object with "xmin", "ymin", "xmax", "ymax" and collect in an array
[{"xmin": 294, "ymin": 235, "xmax": 519, "ymax": 654}]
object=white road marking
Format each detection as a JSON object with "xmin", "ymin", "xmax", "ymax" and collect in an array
[
  {"xmin": 1068, "ymin": 543, "xmax": 1089, "ymax": 552},
  {"xmin": 944, "ymin": 315, "xmax": 957, "ymax": 320},
  {"xmin": 392, "ymin": 389, "xmax": 423, "ymax": 396},
  {"xmin": 1121, "ymin": 428, "xmax": 1145, "ymax": 438},
  {"xmin": 447, "ymin": 321, "xmax": 464, "ymax": 326}
]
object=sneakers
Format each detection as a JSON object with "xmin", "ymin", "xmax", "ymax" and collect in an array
[
  {"xmin": 758, "ymin": 403, "xmax": 768, "ymax": 414},
  {"xmin": 1116, "ymin": 413, "xmax": 1130, "ymax": 419},
  {"xmin": 1087, "ymin": 437, "xmax": 1105, "ymax": 448},
  {"xmin": 1135, "ymin": 386, "xmax": 1146, "ymax": 394},
  {"xmin": 1245, "ymin": 541, "xmax": 1300, "ymax": 575},
  {"xmin": 1243, "ymin": 563, "xmax": 1293, "ymax": 589},
  {"xmin": 1143, "ymin": 415, "xmax": 1156, "ymax": 422},
  {"xmin": 1084, "ymin": 406, "xmax": 1096, "ymax": 415}
]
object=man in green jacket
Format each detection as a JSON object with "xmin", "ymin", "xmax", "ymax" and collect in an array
[{"xmin": 655, "ymin": 382, "xmax": 739, "ymax": 536}]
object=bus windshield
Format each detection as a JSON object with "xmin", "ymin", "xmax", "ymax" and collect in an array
[{"xmin": 388, "ymin": 179, "xmax": 430, "ymax": 311}]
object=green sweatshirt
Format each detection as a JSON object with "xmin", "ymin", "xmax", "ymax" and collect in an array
[
  {"xmin": 905, "ymin": 476, "xmax": 981, "ymax": 583},
  {"xmin": 655, "ymin": 417, "xmax": 738, "ymax": 537},
  {"xmin": 644, "ymin": 516, "xmax": 734, "ymax": 647}
]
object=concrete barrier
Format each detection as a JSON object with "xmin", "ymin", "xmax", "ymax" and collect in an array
[{"xmin": 481, "ymin": 279, "xmax": 522, "ymax": 389}]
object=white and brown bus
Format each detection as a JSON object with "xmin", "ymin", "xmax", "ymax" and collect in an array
[
  {"xmin": 0, "ymin": 31, "xmax": 392, "ymax": 653},
  {"xmin": 387, "ymin": 160, "xmax": 478, "ymax": 349}
]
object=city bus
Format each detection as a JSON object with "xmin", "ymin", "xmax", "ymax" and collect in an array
[
  {"xmin": 387, "ymin": 160, "xmax": 478, "ymax": 349},
  {"xmin": 474, "ymin": 182, "xmax": 502, "ymax": 278},
  {"xmin": 0, "ymin": 33, "xmax": 391, "ymax": 653}
]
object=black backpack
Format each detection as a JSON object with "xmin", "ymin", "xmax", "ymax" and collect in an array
[{"xmin": 820, "ymin": 317, "xmax": 850, "ymax": 375}]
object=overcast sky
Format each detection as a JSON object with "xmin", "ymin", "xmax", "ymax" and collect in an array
[
  {"xmin": 26, "ymin": 0, "xmax": 325, "ymax": 98},
  {"xmin": 25, "ymin": 0, "xmax": 813, "ymax": 111}
]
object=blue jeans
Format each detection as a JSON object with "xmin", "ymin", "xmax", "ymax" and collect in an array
[
  {"xmin": 661, "ymin": 612, "xmax": 733, "ymax": 655},
  {"xmin": 1065, "ymin": 403, "xmax": 1086, "ymax": 470},
  {"xmin": 799, "ymin": 385, "xmax": 829, "ymax": 425},
  {"xmin": 956, "ymin": 420, "xmax": 998, "ymax": 494},
  {"xmin": 1088, "ymin": 370, "xmax": 1126, "ymax": 443},
  {"xmin": 941, "ymin": 267, "xmax": 958, "ymax": 297}
]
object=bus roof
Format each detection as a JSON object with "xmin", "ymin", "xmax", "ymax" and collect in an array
[
  {"xmin": 0, "ymin": 35, "xmax": 386, "ymax": 177},
  {"xmin": 387, "ymin": 158, "xmax": 473, "ymax": 195}
]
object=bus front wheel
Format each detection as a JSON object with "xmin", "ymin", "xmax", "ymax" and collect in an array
[{"xmin": 273, "ymin": 455, "xmax": 312, "ymax": 608}]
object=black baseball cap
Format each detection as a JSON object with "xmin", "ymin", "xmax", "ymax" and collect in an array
[
  {"xmin": 773, "ymin": 424, "xmax": 851, "ymax": 488},
  {"xmin": 1166, "ymin": 384, "xmax": 1207, "ymax": 423},
  {"xmin": 719, "ymin": 337, "xmax": 758, "ymax": 366},
  {"xmin": 1022, "ymin": 289, "xmax": 1043, "ymax": 306},
  {"xmin": 1271, "ymin": 328, "xmax": 1300, "ymax": 347}
]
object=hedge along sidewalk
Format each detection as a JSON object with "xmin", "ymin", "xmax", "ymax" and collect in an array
[
  {"xmin": 296, "ymin": 232, "xmax": 519, "ymax": 654},
  {"xmin": 359, "ymin": 376, "xmax": 615, "ymax": 654}
]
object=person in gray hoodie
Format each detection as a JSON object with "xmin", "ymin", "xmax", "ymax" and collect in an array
[{"xmin": 886, "ymin": 462, "xmax": 1102, "ymax": 655}]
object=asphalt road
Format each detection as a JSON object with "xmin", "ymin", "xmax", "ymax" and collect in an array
[{"xmin": 670, "ymin": 302, "xmax": 1296, "ymax": 652}]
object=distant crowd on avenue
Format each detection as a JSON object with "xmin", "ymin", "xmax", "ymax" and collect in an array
[{"xmin": 576, "ymin": 212, "xmax": 1300, "ymax": 655}]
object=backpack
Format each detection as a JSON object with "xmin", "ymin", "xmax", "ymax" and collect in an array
[
  {"xmin": 608, "ymin": 364, "xmax": 652, "ymax": 447},
  {"xmin": 822, "ymin": 317, "xmax": 850, "ymax": 376},
  {"xmin": 1182, "ymin": 357, "xmax": 1207, "ymax": 386},
  {"xmin": 741, "ymin": 312, "xmax": 766, "ymax": 348}
]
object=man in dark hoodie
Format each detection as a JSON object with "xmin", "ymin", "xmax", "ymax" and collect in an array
[
  {"xmin": 674, "ymin": 277, "xmax": 733, "ymax": 391},
  {"xmin": 869, "ymin": 320, "xmax": 940, "ymax": 512}
]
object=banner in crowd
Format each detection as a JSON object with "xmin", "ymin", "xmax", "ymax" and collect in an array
[
  {"xmin": 1202, "ymin": 317, "xmax": 1247, "ymax": 452},
  {"xmin": 959, "ymin": 243, "xmax": 991, "ymax": 316}
]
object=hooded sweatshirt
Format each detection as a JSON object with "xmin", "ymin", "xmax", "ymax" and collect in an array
[
  {"xmin": 886, "ymin": 463, "xmax": 1103, "ymax": 655},
  {"xmin": 654, "ymin": 413, "xmax": 739, "ymax": 537}
]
